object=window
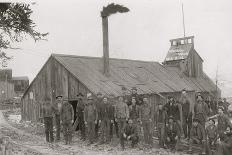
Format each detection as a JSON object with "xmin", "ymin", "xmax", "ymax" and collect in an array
[
  {"xmin": 181, "ymin": 40, "xmax": 185, "ymax": 44},
  {"xmin": 172, "ymin": 41, "xmax": 177, "ymax": 46},
  {"xmin": 188, "ymin": 39, "xmax": 192, "ymax": 43}
]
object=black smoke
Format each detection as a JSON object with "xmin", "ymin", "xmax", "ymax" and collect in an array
[{"xmin": 101, "ymin": 3, "xmax": 129, "ymax": 17}]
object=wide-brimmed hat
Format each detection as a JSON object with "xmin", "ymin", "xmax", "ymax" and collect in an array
[
  {"xmin": 168, "ymin": 116, "xmax": 174, "ymax": 120},
  {"xmin": 218, "ymin": 106, "xmax": 224, "ymax": 111},
  {"xmin": 131, "ymin": 87, "xmax": 137, "ymax": 91},
  {"xmin": 209, "ymin": 119, "xmax": 215, "ymax": 124},
  {"xmin": 77, "ymin": 93, "xmax": 84, "ymax": 97},
  {"xmin": 193, "ymin": 118, "xmax": 200, "ymax": 123},
  {"xmin": 56, "ymin": 95, "xmax": 63, "ymax": 99}
]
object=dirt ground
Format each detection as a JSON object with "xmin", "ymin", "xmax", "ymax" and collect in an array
[{"xmin": 0, "ymin": 108, "xmax": 190, "ymax": 155}]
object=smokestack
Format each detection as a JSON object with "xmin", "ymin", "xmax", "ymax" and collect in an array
[
  {"xmin": 101, "ymin": 3, "xmax": 129, "ymax": 76},
  {"xmin": 102, "ymin": 16, "xmax": 110, "ymax": 76}
]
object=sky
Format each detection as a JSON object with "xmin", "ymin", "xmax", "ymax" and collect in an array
[{"xmin": 4, "ymin": 0, "xmax": 232, "ymax": 97}]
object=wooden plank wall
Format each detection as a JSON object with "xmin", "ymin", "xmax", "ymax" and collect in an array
[{"xmin": 21, "ymin": 57, "xmax": 91, "ymax": 122}]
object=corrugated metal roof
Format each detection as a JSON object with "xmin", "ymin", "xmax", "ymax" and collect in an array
[
  {"xmin": 53, "ymin": 54, "xmax": 217, "ymax": 96},
  {"xmin": 164, "ymin": 44, "xmax": 193, "ymax": 62}
]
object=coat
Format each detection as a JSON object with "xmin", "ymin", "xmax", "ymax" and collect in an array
[
  {"xmin": 156, "ymin": 109, "xmax": 168, "ymax": 125},
  {"xmin": 84, "ymin": 102, "xmax": 98, "ymax": 122},
  {"xmin": 139, "ymin": 103, "xmax": 152, "ymax": 122},
  {"xmin": 123, "ymin": 124, "xmax": 138, "ymax": 137},
  {"xmin": 166, "ymin": 122, "xmax": 181, "ymax": 138},
  {"xmin": 99, "ymin": 102, "xmax": 115, "ymax": 120},
  {"xmin": 42, "ymin": 103, "xmax": 54, "ymax": 118},
  {"xmin": 129, "ymin": 104, "xmax": 140, "ymax": 120},
  {"xmin": 53, "ymin": 100, "xmax": 62, "ymax": 115},
  {"xmin": 194, "ymin": 101, "xmax": 209, "ymax": 122},
  {"xmin": 190, "ymin": 123, "xmax": 206, "ymax": 141},
  {"xmin": 76, "ymin": 99, "xmax": 85, "ymax": 119},
  {"xmin": 181, "ymin": 97, "xmax": 191, "ymax": 118},
  {"xmin": 165, "ymin": 102, "xmax": 181, "ymax": 121},
  {"xmin": 217, "ymin": 114, "xmax": 232, "ymax": 132},
  {"xmin": 60, "ymin": 101, "xmax": 74, "ymax": 122},
  {"xmin": 115, "ymin": 101, "xmax": 129, "ymax": 119},
  {"xmin": 206, "ymin": 124, "xmax": 217, "ymax": 140}
]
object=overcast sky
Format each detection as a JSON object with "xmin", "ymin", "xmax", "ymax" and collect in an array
[{"xmin": 5, "ymin": 0, "xmax": 232, "ymax": 97}]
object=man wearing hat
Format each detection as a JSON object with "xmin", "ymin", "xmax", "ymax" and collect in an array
[
  {"xmin": 206, "ymin": 118, "xmax": 217, "ymax": 149},
  {"xmin": 139, "ymin": 95, "xmax": 153, "ymax": 147},
  {"xmin": 180, "ymin": 89, "xmax": 192, "ymax": 140},
  {"xmin": 194, "ymin": 93, "xmax": 209, "ymax": 128},
  {"xmin": 84, "ymin": 95, "xmax": 98, "ymax": 144},
  {"xmin": 156, "ymin": 102, "xmax": 168, "ymax": 148},
  {"xmin": 60, "ymin": 98, "xmax": 74, "ymax": 145},
  {"xmin": 95, "ymin": 92, "xmax": 103, "ymax": 140},
  {"xmin": 53, "ymin": 95, "xmax": 63, "ymax": 141},
  {"xmin": 120, "ymin": 119, "xmax": 139, "ymax": 150},
  {"xmin": 165, "ymin": 116, "xmax": 181, "ymax": 150},
  {"xmin": 188, "ymin": 118, "xmax": 206, "ymax": 154},
  {"xmin": 129, "ymin": 87, "xmax": 142, "ymax": 106},
  {"xmin": 75, "ymin": 93, "xmax": 86, "ymax": 141},
  {"xmin": 208, "ymin": 106, "xmax": 232, "ymax": 141}
]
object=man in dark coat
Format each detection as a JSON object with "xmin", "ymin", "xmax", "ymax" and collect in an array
[
  {"xmin": 95, "ymin": 92, "xmax": 103, "ymax": 139},
  {"xmin": 188, "ymin": 118, "xmax": 206, "ymax": 155},
  {"xmin": 180, "ymin": 89, "xmax": 192, "ymax": 140},
  {"xmin": 139, "ymin": 95, "xmax": 153, "ymax": 147},
  {"xmin": 84, "ymin": 95, "xmax": 98, "ymax": 144},
  {"xmin": 53, "ymin": 95, "xmax": 63, "ymax": 141},
  {"xmin": 108, "ymin": 94, "xmax": 118, "ymax": 139},
  {"xmin": 165, "ymin": 116, "xmax": 181, "ymax": 150},
  {"xmin": 156, "ymin": 102, "xmax": 168, "ymax": 148},
  {"xmin": 120, "ymin": 119, "xmax": 139, "ymax": 150},
  {"xmin": 194, "ymin": 93, "xmax": 209, "ymax": 128},
  {"xmin": 42, "ymin": 97, "xmax": 54, "ymax": 143},
  {"xmin": 165, "ymin": 97, "xmax": 182, "ymax": 135},
  {"xmin": 129, "ymin": 97, "xmax": 140, "ymax": 125},
  {"xmin": 99, "ymin": 97, "xmax": 114, "ymax": 143},
  {"xmin": 75, "ymin": 93, "xmax": 86, "ymax": 141},
  {"xmin": 60, "ymin": 98, "xmax": 74, "ymax": 145}
]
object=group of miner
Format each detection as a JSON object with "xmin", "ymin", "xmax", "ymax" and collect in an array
[{"xmin": 41, "ymin": 87, "xmax": 232, "ymax": 154}]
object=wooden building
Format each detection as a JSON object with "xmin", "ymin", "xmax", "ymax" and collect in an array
[
  {"xmin": 0, "ymin": 69, "xmax": 29, "ymax": 102},
  {"xmin": 21, "ymin": 36, "xmax": 219, "ymax": 122}
]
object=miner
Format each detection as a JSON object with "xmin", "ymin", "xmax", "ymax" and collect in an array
[
  {"xmin": 61, "ymin": 98, "xmax": 74, "ymax": 145},
  {"xmin": 76, "ymin": 93, "xmax": 86, "ymax": 141},
  {"xmin": 84, "ymin": 95, "xmax": 98, "ymax": 145},
  {"xmin": 42, "ymin": 97, "xmax": 54, "ymax": 143}
]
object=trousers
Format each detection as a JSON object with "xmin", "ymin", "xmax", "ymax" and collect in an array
[
  {"xmin": 87, "ymin": 121, "xmax": 95, "ymax": 143},
  {"xmin": 142, "ymin": 120, "xmax": 153, "ymax": 145},
  {"xmin": 55, "ymin": 114, "xmax": 61, "ymax": 140},
  {"xmin": 44, "ymin": 117, "xmax": 54, "ymax": 143},
  {"xmin": 62, "ymin": 121, "xmax": 73, "ymax": 144}
]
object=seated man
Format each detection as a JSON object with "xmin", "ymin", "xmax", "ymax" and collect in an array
[
  {"xmin": 188, "ymin": 118, "xmax": 206, "ymax": 155},
  {"xmin": 206, "ymin": 119, "xmax": 217, "ymax": 149},
  {"xmin": 216, "ymin": 126, "xmax": 232, "ymax": 155},
  {"xmin": 165, "ymin": 116, "xmax": 181, "ymax": 150},
  {"xmin": 120, "ymin": 119, "xmax": 139, "ymax": 150}
]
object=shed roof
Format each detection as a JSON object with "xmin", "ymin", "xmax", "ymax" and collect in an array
[
  {"xmin": 164, "ymin": 44, "xmax": 193, "ymax": 62},
  {"xmin": 52, "ymin": 54, "xmax": 216, "ymax": 96},
  {"xmin": 12, "ymin": 76, "xmax": 29, "ymax": 81}
]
